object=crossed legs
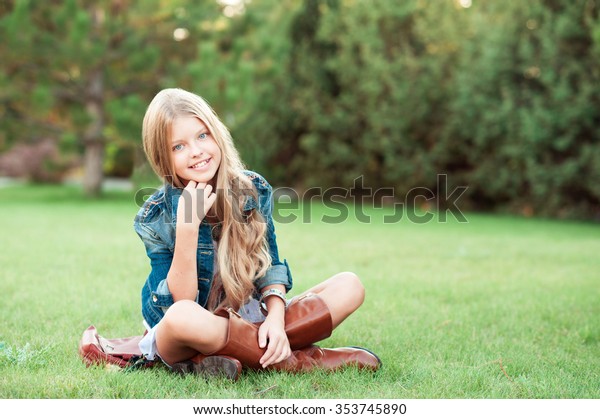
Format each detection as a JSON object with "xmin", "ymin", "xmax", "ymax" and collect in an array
[{"xmin": 155, "ymin": 271, "xmax": 365, "ymax": 366}]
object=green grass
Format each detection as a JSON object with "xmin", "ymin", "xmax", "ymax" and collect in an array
[{"xmin": 0, "ymin": 184, "xmax": 599, "ymax": 398}]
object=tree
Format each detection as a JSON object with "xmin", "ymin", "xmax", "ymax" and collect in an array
[
  {"xmin": 235, "ymin": 0, "xmax": 600, "ymax": 218},
  {"xmin": 0, "ymin": 0, "xmax": 218, "ymax": 196},
  {"xmin": 441, "ymin": 0, "xmax": 600, "ymax": 217}
]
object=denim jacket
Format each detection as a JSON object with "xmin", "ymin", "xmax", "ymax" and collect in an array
[{"xmin": 134, "ymin": 170, "xmax": 293, "ymax": 328}]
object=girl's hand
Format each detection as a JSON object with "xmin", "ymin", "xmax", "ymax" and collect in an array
[
  {"xmin": 258, "ymin": 315, "xmax": 291, "ymax": 368},
  {"xmin": 177, "ymin": 180, "xmax": 216, "ymax": 228}
]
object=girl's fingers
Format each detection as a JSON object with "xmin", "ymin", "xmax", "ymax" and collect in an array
[
  {"xmin": 259, "ymin": 336, "xmax": 276, "ymax": 366},
  {"xmin": 205, "ymin": 185, "xmax": 216, "ymax": 202},
  {"xmin": 272, "ymin": 347, "xmax": 287, "ymax": 366},
  {"xmin": 258, "ymin": 327, "xmax": 268, "ymax": 349},
  {"xmin": 206, "ymin": 192, "xmax": 217, "ymax": 207},
  {"xmin": 275, "ymin": 343, "xmax": 291, "ymax": 364},
  {"xmin": 262, "ymin": 336, "xmax": 290, "ymax": 368},
  {"xmin": 261, "ymin": 348, "xmax": 277, "ymax": 368},
  {"xmin": 260, "ymin": 348, "xmax": 274, "ymax": 367}
]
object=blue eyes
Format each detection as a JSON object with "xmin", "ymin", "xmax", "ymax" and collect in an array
[{"xmin": 172, "ymin": 132, "xmax": 208, "ymax": 152}]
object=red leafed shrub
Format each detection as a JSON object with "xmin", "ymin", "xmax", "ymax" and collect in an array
[{"xmin": 0, "ymin": 138, "xmax": 74, "ymax": 183}]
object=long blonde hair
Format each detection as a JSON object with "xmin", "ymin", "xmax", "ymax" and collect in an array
[{"xmin": 142, "ymin": 88, "xmax": 272, "ymax": 310}]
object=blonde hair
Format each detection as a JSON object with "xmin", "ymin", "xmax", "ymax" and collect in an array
[{"xmin": 142, "ymin": 88, "xmax": 272, "ymax": 310}]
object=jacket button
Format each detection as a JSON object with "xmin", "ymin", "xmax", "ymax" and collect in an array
[{"xmin": 152, "ymin": 295, "xmax": 158, "ymax": 303}]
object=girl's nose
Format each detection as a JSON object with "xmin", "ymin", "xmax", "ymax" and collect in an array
[{"xmin": 189, "ymin": 140, "xmax": 203, "ymax": 157}]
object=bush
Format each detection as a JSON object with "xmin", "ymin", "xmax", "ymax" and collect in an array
[
  {"xmin": 232, "ymin": 0, "xmax": 600, "ymax": 219},
  {"xmin": 0, "ymin": 138, "xmax": 75, "ymax": 183}
]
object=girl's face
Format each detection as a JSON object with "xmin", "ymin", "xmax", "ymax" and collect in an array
[{"xmin": 170, "ymin": 116, "xmax": 222, "ymax": 186}]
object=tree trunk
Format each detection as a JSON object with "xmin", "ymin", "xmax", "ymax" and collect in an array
[
  {"xmin": 82, "ymin": 7, "xmax": 105, "ymax": 198},
  {"xmin": 83, "ymin": 139, "xmax": 104, "ymax": 197},
  {"xmin": 82, "ymin": 69, "xmax": 105, "ymax": 198}
]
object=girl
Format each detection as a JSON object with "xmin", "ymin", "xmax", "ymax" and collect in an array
[{"xmin": 134, "ymin": 88, "xmax": 381, "ymax": 379}]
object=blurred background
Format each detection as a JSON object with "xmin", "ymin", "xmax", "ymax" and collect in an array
[{"xmin": 0, "ymin": 0, "xmax": 598, "ymax": 220}]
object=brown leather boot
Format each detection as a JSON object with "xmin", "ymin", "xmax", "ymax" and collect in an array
[
  {"xmin": 276, "ymin": 293, "xmax": 381, "ymax": 371},
  {"xmin": 171, "ymin": 292, "xmax": 332, "ymax": 379},
  {"xmin": 283, "ymin": 293, "xmax": 333, "ymax": 350},
  {"xmin": 209, "ymin": 306, "xmax": 381, "ymax": 373},
  {"xmin": 273, "ymin": 345, "xmax": 381, "ymax": 372},
  {"xmin": 173, "ymin": 293, "xmax": 380, "ymax": 378}
]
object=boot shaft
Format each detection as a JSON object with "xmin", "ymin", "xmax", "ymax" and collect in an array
[
  {"xmin": 284, "ymin": 293, "xmax": 333, "ymax": 350},
  {"xmin": 214, "ymin": 305, "xmax": 381, "ymax": 373}
]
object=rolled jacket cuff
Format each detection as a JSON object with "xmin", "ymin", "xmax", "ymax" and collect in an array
[
  {"xmin": 254, "ymin": 260, "xmax": 293, "ymax": 293},
  {"xmin": 150, "ymin": 278, "xmax": 174, "ymax": 310}
]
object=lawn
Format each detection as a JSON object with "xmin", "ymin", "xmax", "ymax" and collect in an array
[{"xmin": 0, "ymin": 184, "xmax": 598, "ymax": 398}]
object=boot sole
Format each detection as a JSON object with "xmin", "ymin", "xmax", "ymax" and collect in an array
[{"xmin": 171, "ymin": 356, "xmax": 241, "ymax": 380}]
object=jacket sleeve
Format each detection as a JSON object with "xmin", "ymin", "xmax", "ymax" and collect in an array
[
  {"xmin": 134, "ymin": 221, "xmax": 175, "ymax": 313},
  {"xmin": 249, "ymin": 173, "xmax": 293, "ymax": 294}
]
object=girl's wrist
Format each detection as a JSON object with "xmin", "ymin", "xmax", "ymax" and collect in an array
[
  {"xmin": 176, "ymin": 219, "xmax": 201, "ymax": 232},
  {"xmin": 266, "ymin": 298, "xmax": 286, "ymax": 311},
  {"xmin": 259, "ymin": 287, "xmax": 287, "ymax": 317},
  {"xmin": 264, "ymin": 298, "xmax": 286, "ymax": 321},
  {"xmin": 265, "ymin": 308, "xmax": 285, "ymax": 326}
]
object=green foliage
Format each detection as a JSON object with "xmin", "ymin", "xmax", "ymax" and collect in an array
[
  {"xmin": 0, "ymin": 0, "xmax": 209, "ymax": 189},
  {"xmin": 1, "ymin": 0, "xmax": 598, "ymax": 217},
  {"xmin": 430, "ymin": 1, "xmax": 596, "ymax": 218}
]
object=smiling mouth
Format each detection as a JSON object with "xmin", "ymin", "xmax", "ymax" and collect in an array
[{"xmin": 189, "ymin": 158, "xmax": 210, "ymax": 169}]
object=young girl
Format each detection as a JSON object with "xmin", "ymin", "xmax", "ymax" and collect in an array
[{"xmin": 134, "ymin": 88, "xmax": 381, "ymax": 379}]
